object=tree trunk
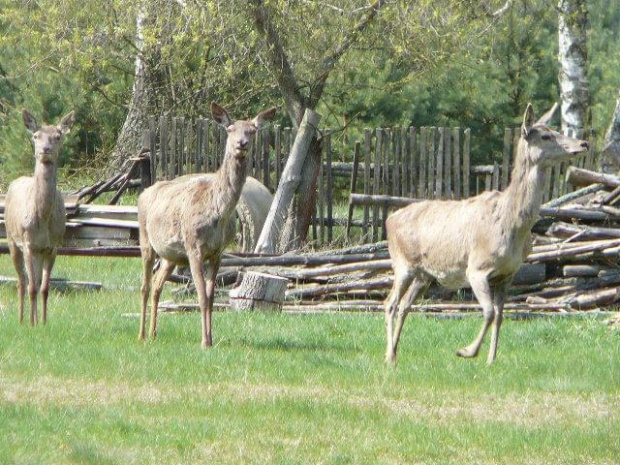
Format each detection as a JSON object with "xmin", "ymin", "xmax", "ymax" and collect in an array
[
  {"xmin": 601, "ymin": 90, "xmax": 620, "ymax": 172},
  {"xmin": 110, "ymin": 7, "xmax": 162, "ymax": 171},
  {"xmin": 254, "ymin": 109, "xmax": 322, "ymax": 254},
  {"xmin": 558, "ymin": 0, "xmax": 590, "ymax": 138}
]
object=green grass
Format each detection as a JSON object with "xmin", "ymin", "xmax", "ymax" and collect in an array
[{"xmin": 0, "ymin": 256, "xmax": 619, "ymax": 464}]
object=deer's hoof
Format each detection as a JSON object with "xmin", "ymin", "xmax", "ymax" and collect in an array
[{"xmin": 456, "ymin": 347, "xmax": 478, "ymax": 358}]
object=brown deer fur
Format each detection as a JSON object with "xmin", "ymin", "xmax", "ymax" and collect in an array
[
  {"xmin": 5, "ymin": 109, "xmax": 75, "ymax": 325},
  {"xmin": 384, "ymin": 104, "xmax": 589, "ymax": 365},
  {"xmin": 138, "ymin": 102, "xmax": 276, "ymax": 348}
]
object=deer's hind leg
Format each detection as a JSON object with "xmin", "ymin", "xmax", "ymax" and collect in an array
[
  {"xmin": 149, "ymin": 258, "xmax": 175, "ymax": 339},
  {"xmin": 8, "ymin": 242, "xmax": 26, "ymax": 324},
  {"xmin": 487, "ymin": 283, "xmax": 507, "ymax": 365},
  {"xmin": 139, "ymin": 243, "xmax": 156, "ymax": 341},
  {"xmin": 385, "ymin": 269, "xmax": 414, "ymax": 363},
  {"xmin": 392, "ymin": 275, "xmax": 430, "ymax": 357}
]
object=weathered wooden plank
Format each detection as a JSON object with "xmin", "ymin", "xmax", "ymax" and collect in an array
[
  {"xmin": 372, "ymin": 128, "xmax": 383, "ymax": 242},
  {"xmin": 428, "ymin": 127, "xmax": 436, "ymax": 199},
  {"xmin": 346, "ymin": 141, "xmax": 362, "ymax": 241},
  {"xmin": 463, "ymin": 128, "xmax": 471, "ymax": 197},
  {"xmin": 452, "ymin": 127, "xmax": 461, "ymax": 200},
  {"xmin": 443, "ymin": 127, "xmax": 452, "ymax": 198},
  {"xmin": 393, "ymin": 126, "xmax": 401, "ymax": 196},
  {"xmin": 325, "ymin": 131, "xmax": 333, "ymax": 243},
  {"xmin": 159, "ymin": 115, "xmax": 168, "ymax": 179},
  {"xmin": 363, "ymin": 128, "xmax": 372, "ymax": 240},
  {"xmin": 148, "ymin": 116, "xmax": 157, "ymax": 182},
  {"xmin": 419, "ymin": 127, "xmax": 427, "ymax": 198},
  {"xmin": 501, "ymin": 128, "xmax": 512, "ymax": 190}
]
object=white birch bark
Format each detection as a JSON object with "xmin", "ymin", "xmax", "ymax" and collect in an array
[{"xmin": 558, "ymin": 0, "xmax": 590, "ymax": 138}]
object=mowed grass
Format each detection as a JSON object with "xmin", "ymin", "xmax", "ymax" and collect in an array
[{"xmin": 0, "ymin": 256, "xmax": 619, "ymax": 464}]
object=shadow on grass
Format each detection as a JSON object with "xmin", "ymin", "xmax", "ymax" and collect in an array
[{"xmin": 234, "ymin": 336, "xmax": 360, "ymax": 354}]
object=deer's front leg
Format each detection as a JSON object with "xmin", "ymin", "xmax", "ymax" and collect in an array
[{"xmin": 457, "ymin": 272, "xmax": 494, "ymax": 359}]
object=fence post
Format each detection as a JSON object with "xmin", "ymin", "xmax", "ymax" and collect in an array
[
  {"xmin": 419, "ymin": 127, "xmax": 427, "ymax": 198},
  {"xmin": 428, "ymin": 127, "xmax": 436, "ymax": 199},
  {"xmin": 373, "ymin": 128, "xmax": 383, "ymax": 242},
  {"xmin": 409, "ymin": 127, "xmax": 418, "ymax": 198},
  {"xmin": 444, "ymin": 127, "xmax": 452, "ymax": 199},
  {"xmin": 159, "ymin": 116, "xmax": 168, "ymax": 179},
  {"xmin": 363, "ymin": 128, "xmax": 371, "ymax": 241},
  {"xmin": 452, "ymin": 127, "xmax": 461, "ymax": 200},
  {"xmin": 148, "ymin": 116, "xmax": 157, "ymax": 181},
  {"xmin": 346, "ymin": 141, "xmax": 361, "ymax": 242},
  {"xmin": 463, "ymin": 128, "xmax": 471, "ymax": 198},
  {"xmin": 325, "ymin": 131, "xmax": 333, "ymax": 243}
]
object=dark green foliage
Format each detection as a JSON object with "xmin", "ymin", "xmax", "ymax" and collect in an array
[{"xmin": 0, "ymin": 0, "xmax": 619, "ymax": 180}]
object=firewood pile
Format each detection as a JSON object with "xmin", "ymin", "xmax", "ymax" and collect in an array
[{"xmin": 203, "ymin": 166, "xmax": 620, "ymax": 314}]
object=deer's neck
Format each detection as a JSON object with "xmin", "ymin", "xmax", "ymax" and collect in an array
[
  {"xmin": 500, "ymin": 141, "xmax": 545, "ymax": 232},
  {"xmin": 33, "ymin": 160, "xmax": 59, "ymax": 218},
  {"xmin": 211, "ymin": 150, "xmax": 247, "ymax": 218}
]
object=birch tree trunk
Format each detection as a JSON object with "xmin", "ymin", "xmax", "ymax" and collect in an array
[{"xmin": 558, "ymin": 0, "xmax": 590, "ymax": 138}]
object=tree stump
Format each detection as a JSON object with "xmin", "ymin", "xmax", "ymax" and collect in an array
[{"xmin": 229, "ymin": 272, "xmax": 288, "ymax": 311}]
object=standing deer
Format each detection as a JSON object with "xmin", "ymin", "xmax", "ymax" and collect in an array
[
  {"xmin": 138, "ymin": 102, "xmax": 276, "ymax": 348},
  {"xmin": 5, "ymin": 109, "xmax": 75, "ymax": 325},
  {"xmin": 384, "ymin": 104, "xmax": 589, "ymax": 365}
]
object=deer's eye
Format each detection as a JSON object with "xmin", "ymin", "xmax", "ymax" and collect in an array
[{"xmin": 541, "ymin": 134, "xmax": 552, "ymax": 140}]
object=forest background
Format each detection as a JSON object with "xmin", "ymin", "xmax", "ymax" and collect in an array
[{"xmin": 0, "ymin": 0, "xmax": 618, "ymax": 182}]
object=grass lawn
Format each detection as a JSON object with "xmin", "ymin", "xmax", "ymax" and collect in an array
[{"xmin": 0, "ymin": 255, "xmax": 619, "ymax": 464}]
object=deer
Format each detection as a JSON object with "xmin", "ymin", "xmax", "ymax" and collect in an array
[
  {"xmin": 5, "ymin": 109, "xmax": 75, "ymax": 325},
  {"xmin": 138, "ymin": 102, "xmax": 276, "ymax": 348},
  {"xmin": 384, "ymin": 104, "xmax": 589, "ymax": 365}
]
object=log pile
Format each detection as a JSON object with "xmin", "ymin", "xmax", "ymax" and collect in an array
[{"xmin": 214, "ymin": 167, "xmax": 620, "ymax": 313}]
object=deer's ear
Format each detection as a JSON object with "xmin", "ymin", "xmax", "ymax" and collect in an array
[
  {"xmin": 521, "ymin": 103, "xmax": 536, "ymax": 138},
  {"xmin": 22, "ymin": 109, "xmax": 40, "ymax": 133},
  {"xmin": 60, "ymin": 111, "xmax": 76, "ymax": 134},
  {"xmin": 211, "ymin": 102, "xmax": 232, "ymax": 127},
  {"xmin": 252, "ymin": 107, "xmax": 277, "ymax": 128}
]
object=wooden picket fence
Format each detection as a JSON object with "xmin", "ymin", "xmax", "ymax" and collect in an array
[{"xmin": 141, "ymin": 117, "xmax": 600, "ymax": 246}]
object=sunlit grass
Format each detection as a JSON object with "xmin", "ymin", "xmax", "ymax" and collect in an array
[{"xmin": 0, "ymin": 255, "xmax": 619, "ymax": 464}]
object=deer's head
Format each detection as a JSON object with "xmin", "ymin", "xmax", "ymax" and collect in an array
[
  {"xmin": 211, "ymin": 102, "xmax": 277, "ymax": 158},
  {"xmin": 23, "ymin": 109, "xmax": 75, "ymax": 165},
  {"xmin": 521, "ymin": 103, "xmax": 589, "ymax": 167}
]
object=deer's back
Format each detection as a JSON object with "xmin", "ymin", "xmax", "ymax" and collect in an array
[{"xmin": 386, "ymin": 191, "xmax": 526, "ymax": 287}]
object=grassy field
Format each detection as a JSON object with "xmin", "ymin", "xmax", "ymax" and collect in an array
[{"xmin": 0, "ymin": 255, "xmax": 619, "ymax": 464}]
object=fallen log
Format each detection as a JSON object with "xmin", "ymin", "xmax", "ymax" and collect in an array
[
  {"xmin": 285, "ymin": 276, "xmax": 393, "ymax": 300},
  {"xmin": 565, "ymin": 166, "xmax": 620, "ymax": 189},
  {"xmin": 349, "ymin": 193, "xmax": 418, "ymax": 209},
  {"xmin": 0, "ymin": 275, "xmax": 103, "ymax": 292},
  {"xmin": 221, "ymin": 251, "xmax": 389, "ymax": 268},
  {"xmin": 539, "ymin": 205, "xmax": 612, "ymax": 221},
  {"xmin": 527, "ymin": 238, "xmax": 620, "ymax": 262},
  {"xmin": 543, "ymin": 183, "xmax": 606, "ymax": 208},
  {"xmin": 546, "ymin": 222, "xmax": 620, "ymax": 240},
  {"xmin": 559, "ymin": 287, "xmax": 620, "ymax": 309},
  {"xmin": 261, "ymin": 259, "xmax": 392, "ymax": 281}
]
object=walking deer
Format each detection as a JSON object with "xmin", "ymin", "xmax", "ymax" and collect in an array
[
  {"xmin": 384, "ymin": 104, "xmax": 589, "ymax": 364},
  {"xmin": 138, "ymin": 102, "xmax": 276, "ymax": 348},
  {"xmin": 5, "ymin": 109, "xmax": 75, "ymax": 325}
]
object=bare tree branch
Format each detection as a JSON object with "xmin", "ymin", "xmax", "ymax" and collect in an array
[
  {"xmin": 308, "ymin": 0, "xmax": 386, "ymax": 108},
  {"xmin": 248, "ymin": 0, "xmax": 305, "ymax": 126}
]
